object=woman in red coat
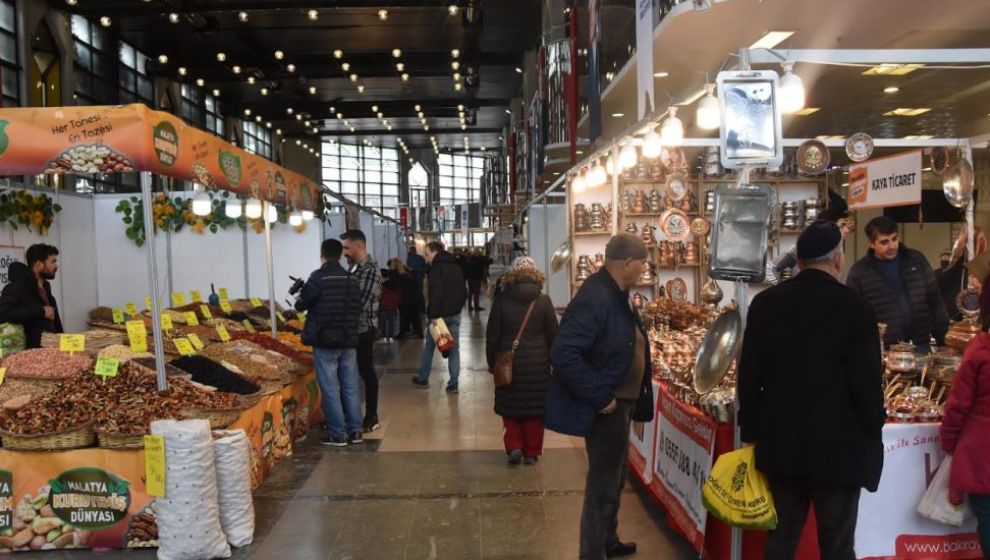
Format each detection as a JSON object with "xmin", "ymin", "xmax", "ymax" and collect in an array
[{"xmin": 941, "ymin": 331, "xmax": 990, "ymax": 557}]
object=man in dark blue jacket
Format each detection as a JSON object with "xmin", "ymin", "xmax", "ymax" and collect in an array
[
  {"xmin": 547, "ymin": 233, "xmax": 655, "ymax": 560},
  {"xmin": 295, "ymin": 239, "xmax": 363, "ymax": 448}
]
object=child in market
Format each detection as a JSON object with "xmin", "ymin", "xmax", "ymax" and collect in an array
[{"xmin": 379, "ymin": 269, "xmax": 402, "ymax": 342}]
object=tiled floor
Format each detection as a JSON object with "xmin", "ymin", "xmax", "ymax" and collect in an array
[{"xmin": 51, "ymin": 306, "xmax": 694, "ymax": 560}]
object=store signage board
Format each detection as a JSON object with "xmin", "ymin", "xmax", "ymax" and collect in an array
[
  {"xmin": 635, "ymin": 0, "xmax": 655, "ymax": 119},
  {"xmin": 628, "ymin": 381, "xmax": 661, "ymax": 484},
  {"xmin": 0, "ymin": 246, "xmax": 22, "ymax": 286},
  {"xmin": 716, "ymin": 70, "xmax": 783, "ymax": 170},
  {"xmin": 848, "ymin": 149, "xmax": 923, "ymax": 210}
]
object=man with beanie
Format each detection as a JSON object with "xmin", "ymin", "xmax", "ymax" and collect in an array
[
  {"xmin": 546, "ymin": 233, "xmax": 656, "ymax": 560},
  {"xmin": 738, "ymin": 221, "xmax": 885, "ymax": 559}
]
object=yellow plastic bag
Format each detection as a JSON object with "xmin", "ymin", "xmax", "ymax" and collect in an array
[{"xmin": 701, "ymin": 446, "xmax": 777, "ymax": 530}]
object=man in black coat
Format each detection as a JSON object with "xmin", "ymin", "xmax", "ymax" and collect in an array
[
  {"xmin": 846, "ymin": 216, "xmax": 948, "ymax": 349},
  {"xmin": 738, "ymin": 221, "xmax": 885, "ymax": 560},
  {"xmin": 412, "ymin": 241, "xmax": 467, "ymax": 393},
  {"xmin": 0, "ymin": 244, "xmax": 62, "ymax": 349}
]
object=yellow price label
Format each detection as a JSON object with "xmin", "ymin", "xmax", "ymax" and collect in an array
[
  {"xmin": 188, "ymin": 333, "xmax": 205, "ymax": 351},
  {"xmin": 161, "ymin": 314, "xmax": 173, "ymax": 331},
  {"xmin": 173, "ymin": 338, "xmax": 195, "ymax": 356},
  {"xmin": 219, "ymin": 300, "xmax": 232, "ymax": 314},
  {"xmin": 126, "ymin": 320, "xmax": 148, "ymax": 352},
  {"xmin": 190, "ymin": 290, "xmax": 203, "ymax": 303},
  {"xmin": 218, "ymin": 287, "xmax": 229, "ymax": 301},
  {"xmin": 242, "ymin": 320, "xmax": 256, "ymax": 334},
  {"xmin": 125, "ymin": 301, "xmax": 139, "ymax": 317},
  {"xmin": 145, "ymin": 296, "xmax": 153, "ymax": 311},
  {"xmin": 111, "ymin": 308, "xmax": 125, "ymax": 324},
  {"xmin": 185, "ymin": 312, "xmax": 199, "ymax": 326},
  {"xmin": 144, "ymin": 435, "xmax": 166, "ymax": 498},
  {"xmin": 200, "ymin": 305, "xmax": 213, "ymax": 320},
  {"xmin": 0, "ymin": 368, "xmax": 6, "ymax": 387},
  {"xmin": 94, "ymin": 356, "xmax": 120, "ymax": 379},
  {"xmin": 250, "ymin": 297, "xmax": 263, "ymax": 308},
  {"xmin": 59, "ymin": 334, "xmax": 86, "ymax": 354},
  {"xmin": 216, "ymin": 325, "xmax": 231, "ymax": 342},
  {"xmin": 171, "ymin": 292, "xmax": 186, "ymax": 307},
  {"xmin": 276, "ymin": 311, "xmax": 287, "ymax": 323}
]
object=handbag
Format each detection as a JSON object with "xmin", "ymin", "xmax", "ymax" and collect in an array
[{"xmin": 492, "ymin": 301, "xmax": 537, "ymax": 388}]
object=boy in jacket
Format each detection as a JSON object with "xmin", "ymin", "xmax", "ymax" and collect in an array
[{"xmin": 547, "ymin": 234, "xmax": 655, "ymax": 560}]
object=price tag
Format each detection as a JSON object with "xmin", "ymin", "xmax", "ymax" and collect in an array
[
  {"xmin": 125, "ymin": 301, "xmax": 139, "ymax": 317},
  {"xmin": 185, "ymin": 312, "xmax": 200, "ymax": 326},
  {"xmin": 219, "ymin": 300, "xmax": 233, "ymax": 314},
  {"xmin": 161, "ymin": 314, "xmax": 173, "ymax": 331},
  {"xmin": 144, "ymin": 435, "xmax": 166, "ymax": 498},
  {"xmin": 250, "ymin": 297, "xmax": 263, "ymax": 308},
  {"xmin": 94, "ymin": 356, "xmax": 120, "ymax": 379},
  {"xmin": 188, "ymin": 333, "xmax": 205, "ymax": 351},
  {"xmin": 276, "ymin": 311, "xmax": 287, "ymax": 323},
  {"xmin": 171, "ymin": 292, "xmax": 186, "ymax": 307},
  {"xmin": 145, "ymin": 296, "xmax": 153, "ymax": 311},
  {"xmin": 242, "ymin": 320, "xmax": 257, "ymax": 334},
  {"xmin": 173, "ymin": 338, "xmax": 195, "ymax": 356},
  {"xmin": 60, "ymin": 334, "xmax": 85, "ymax": 354},
  {"xmin": 0, "ymin": 368, "xmax": 6, "ymax": 387},
  {"xmin": 218, "ymin": 287, "xmax": 229, "ymax": 301},
  {"xmin": 216, "ymin": 324, "xmax": 231, "ymax": 342},
  {"xmin": 126, "ymin": 320, "xmax": 148, "ymax": 352},
  {"xmin": 200, "ymin": 305, "xmax": 213, "ymax": 320},
  {"xmin": 111, "ymin": 308, "xmax": 125, "ymax": 324},
  {"xmin": 190, "ymin": 290, "xmax": 203, "ymax": 303}
]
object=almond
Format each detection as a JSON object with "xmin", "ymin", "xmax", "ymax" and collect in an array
[
  {"xmin": 11, "ymin": 528, "xmax": 33, "ymax": 548},
  {"xmin": 53, "ymin": 532, "xmax": 74, "ymax": 549},
  {"xmin": 30, "ymin": 534, "xmax": 46, "ymax": 550}
]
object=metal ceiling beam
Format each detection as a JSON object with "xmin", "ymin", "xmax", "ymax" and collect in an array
[
  {"xmin": 314, "ymin": 127, "xmax": 501, "ymax": 137},
  {"xmin": 62, "ymin": 0, "xmax": 471, "ymax": 16}
]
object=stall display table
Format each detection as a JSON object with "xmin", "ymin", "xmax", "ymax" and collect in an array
[{"xmin": 629, "ymin": 382, "xmax": 983, "ymax": 560}]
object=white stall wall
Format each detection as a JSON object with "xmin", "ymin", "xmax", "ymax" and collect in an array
[
  {"xmin": 93, "ymin": 195, "xmax": 169, "ymax": 311},
  {"xmin": 527, "ymin": 203, "xmax": 568, "ymax": 306}
]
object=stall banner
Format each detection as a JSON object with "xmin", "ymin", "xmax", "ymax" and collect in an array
[
  {"xmin": 650, "ymin": 387, "xmax": 717, "ymax": 553},
  {"xmin": 855, "ymin": 423, "xmax": 981, "ymax": 560},
  {"xmin": 0, "ymin": 105, "xmax": 321, "ymax": 212},
  {"xmin": 0, "ymin": 245, "xmax": 21, "ymax": 285},
  {"xmin": 628, "ymin": 381, "xmax": 661, "ymax": 484},
  {"xmin": 847, "ymin": 149, "xmax": 922, "ymax": 210}
]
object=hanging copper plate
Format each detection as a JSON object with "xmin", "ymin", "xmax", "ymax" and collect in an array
[
  {"xmin": 930, "ymin": 147, "xmax": 950, "ymax": 177},
  {"xmin": 660, "ymin": 209, "xmax": 691, "ymax": 242},
  {"xmin": 796, "ymin": 140, "xmax": 830, "ymax": 175},
  {"xmin": 666, "ymin": 278, "xmax": 689, "ymax": 302},
  {"xmin": 845, "ymin": 132, "xmax": 874, "ymax": 163},
  {"xmin": 660, "ymin": 147, "xmax": 687, "ymax": 173},
  {"xmin": 690, "ymin": 217, "xmax": 711, "ymax": 237},
  {"xmin": 665, "ymin": 172, "xmax": 689, "ymax": 202}
]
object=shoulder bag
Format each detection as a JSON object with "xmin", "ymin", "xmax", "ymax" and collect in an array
[{"xmin": 492, "ymin": 300, "xmax": 537, "ymax": 388}]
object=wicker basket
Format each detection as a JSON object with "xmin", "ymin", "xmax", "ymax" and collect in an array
[
  {"xmin": 1, "ymin": 421, "xmax": 96, "ymax": 451},
  {"xmin": 5, "ymin": 374, "xmax": 70, "ymax": 391},
  {"xmin": 181, "ymin": 407, "xmax": 243, "ymax": 429},
  {"xmin": 96, "ymin": 431, "xmax": 145, "ymax": 450},
  {"xmin": 238, "ymin": 393, "xmax": 263, "ymax": 409}
]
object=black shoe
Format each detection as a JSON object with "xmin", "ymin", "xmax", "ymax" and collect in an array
[
  {"xmin": 348, "ymin": 432, "xmax": 364, "ymax": 445},
  {"xmin": 362, "ymin": 417, "xmax": 380, "ymax": 433},
  {"xmin": 508, "ymin": 449, "xmax": 523, "ymax": 465},
  {"xmin": 475, "ymin": 307, "xmax": 485, "ymax": 311},
  {"xmin": 523, "ymin": 456, "xmax": 538, "ymax": 465},
  {"xmin": 607, "ymin": 542, "xmax": 637, "ymax": 558},
  {"xmin": 412, "ymin": 377, "xmax": 429, "ymax": 389},
  {"xmin": 319, "ymin": 421, "xmax": 329, "ymax": 432},
  {"xmin": 321, "ymin": 435, "xmax": 348, "ymax": 447},
  {"xmin": 445, "ymin": 384, "xmax": 459, "ymax": 394}
]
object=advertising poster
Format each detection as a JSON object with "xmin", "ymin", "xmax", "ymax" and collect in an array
[
  {"xmin": 0, "ymin": 245, "xmax": 21, "ymax": 285},
  {"xmin": 628, "ymin": 381, "xmax": 660, "ymax": 484},
  {"xmin": 848, "ymin": 149, "xmax": 923, "ymax": 210}
]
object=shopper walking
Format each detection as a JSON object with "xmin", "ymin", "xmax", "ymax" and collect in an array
[
  {"xmin": 391, "ymin": 259, "xmax": 424, "ymax": 339},
  {"xmin": 0, "ymin": 244, "xmax": 63, "ymax": 349},
  {"xmin": 380, "ymin": 268, "xmax": 402, "ymax": 342},
  {"xmin": 412, "ymin": 241, "xmax": 467, "ymax": 393},
  {"xmin": 340, "ymin": 230, "xmax": 383, "ymax": 434},
  {"xmin": 486, "ymin": 256, "xmax": 558, "ymax": 465},
  {"xmin": 465, "ymin": 250, "xmax": 487, "ymax": 312},
  {"xmin": 738, "ymin": 221, "xmax": 885, "ymax": 560},
  {"xmin": 940, "ymin": 321, "xmax": 990, "ymax": 557},
  {"xmin": 847, "ymin": 216, "xmax": 948, "ymax": 350},
  {"xmin": 545, "ymin": 233, "xmax": 655, "ymax": 560},
  {"xmin": 294, "ymin": 239, "xmax": 363, "ymax": 447}
]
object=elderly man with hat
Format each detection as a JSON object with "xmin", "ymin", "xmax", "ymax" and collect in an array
[
  {"xmin": 546, "ymin": 233, "xmax": 656, "ymax": 560},
  {"xmin": 738, "ymin": 220, "xmax": 885, "ymax": 560}
]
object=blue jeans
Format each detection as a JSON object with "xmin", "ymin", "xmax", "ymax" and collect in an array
[
  {"xmin": 313, "ymin": 347, "xmax": 362, "ymax": 437},
  {"xmin": 380, "ymin": 310, "xmax": 398, "ymax": 338},
  {"xmin": 417, "ymin": 315, "xmax": 461, "ymax": 387},
  {"xmin": 970, "ymin": 493, "xmax": 990, "ymax": 557}
]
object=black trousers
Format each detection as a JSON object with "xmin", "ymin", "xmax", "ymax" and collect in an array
[
  {"xmin": 356, "ymin": 330, "xmax": 378, "ymax": 421},
  {"xmin": 765, "ymin": 474, "xmax": 861, "ymax": 560},
  {"xmin": 579, "ymin": 400, "xmax": 634, "ymax": 560},
  {"xmin": 398, "ymin": 305, "xmax": 423, "ymax": 336}
]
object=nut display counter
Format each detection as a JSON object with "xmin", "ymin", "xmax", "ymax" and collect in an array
[{"xmin": 0, "ymin": 299, "xmax": 319, "ymax": 553}]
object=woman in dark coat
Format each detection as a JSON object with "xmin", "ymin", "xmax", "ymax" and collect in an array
[
  {"xmin": 390, "ymin": 259, "xmax": 424, "ymax": 339},
  {"xmin": 486, "ymin": 256, "xmax": 558, "ymax": 465}
]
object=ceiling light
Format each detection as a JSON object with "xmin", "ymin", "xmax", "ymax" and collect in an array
[
  {"xmin": 296, "ymin": 114, "xmax": 303, "ymax": 121},
  {"xmin": 377, "ymin": 112, "xmax": 384, "ymax": 118},
  {"xmin": 903, "ymin": 135, "xmax": 934, "ymax": 140},
  {"xmin": 396, "ymin": 63, "xmax": 405, "ymax": 71},
  {"xmin": 295, "ymin": 139, "xmax": 302, "ymax": 146},
  {"xmin": 289, "ymin": 211, "xmax": 304, "ymax": 227},
  {"xmin": 260, "ymin": 88, "xmax": 269, "ymax": 95},
  {"xmin": 212, "ymin": 89, "xmax": 221, "ymax": 97},
  {"xmin": 243, "ymin": 108, "xmax": 252, "ymax": 116},
  {"xmin": 287, "ymin": 107, "xmax": 294, "ymax": 114},
  {"xmin": 329, "ymin": 106, "xmax": 336, "ymax": 113},
  {"xmin": 610, "ymin": 112, "xmax": 624, "ymax": 118},
  {"xmin": 461, "ymin": 124, "xmax": 467, "ymax": 130},
  {"xmin": 863, "ymin": 63, "xmax": 925, "ymax": 76},
  {"xmin": 590, "ymin": 162, "xmax": 607, "ymax": 187},
  {"xmin": 793, "ymin": 107, "xmax": 821, "ymax": 116},
  {"xmin": 619, "ymin": 143, "xmax": 637, "ymax": 170},
  {"xmin": 454, "ymin": 82, "xmax": 463, "ymax": 91},
  {"xmin": 66, "ymin": 0, "xmax": 78, "ymax": 5},
  {"xmin": 225, "ymin": 200, "xmax": 243, "ymax": 219},
  {"xmin": 333, "ymin": 50, "xmax": 344, "ymax": 59},
  {"xmin": 414, "ymin": 104, "xmax": 422, "ymax": 112},
  {"xmin": 192, "ymin": 190, "xmax": 212, "ymax": 217},
  {"xmin": 884, "ymin": 86, "xmax": 900, "ymax": 94},
  {"xmin": 287, "ymin": 64, "xmax": 296, "ymax": 72},
  {"xmin": 216, "ymin": 52, "xmax": 227, "ymax": 62},
  {"xmin": 305, "ymin": 120, "xmax": 311, "ymax": 127},
  {"xmin": 301, "ymin": 210, "xmax": 315, "ymax": 221},
  {"xmin": 452, "ymin": 61, "xmax": 461, "ymax": 70},
  {"xmin": 313, "ymin": 127, "xmax": 319, "ymax": 134},
  {"xmin": 276, "ymin": 129, "xmax": 282, "ymax": 135},
  {"xmin": 357, "ymin": 85, "xmax": 365, "ymax": 93},
  {"xmin": 884, "ymin": 107, "xmax": 931, "ymax": 116},
  {"xmin": 265, "ymin": 204, "xmax": 278, "ymax": 224},
  {"xmin": 372, "ymin": 105, "xmax": 379, "ymax": 112},
  {"xmin": 308, "ymin": 9, "xmax": 318, "ymax": 20},
  {"xmin": 654, "ymin": 71, "xmax": 670, "ymax": 78},
  {"xmin": 778, "ymin": 62, "xmax": 805, "ymax": 114},
  {"xmin": 266, "ymin": 122, "xmax": 272, "ymax": 128},
  {"xmin": 696, "ymin": 83, "xmax": 720, "ymax": 129},
  {"xmin": 337, "ymin": 113, "xmax": 343, "ymax": 119},
  {"xmin": 392, "ymin": 49, "xmax": 402, "ymax": 58},
  {"xmin": 505, "ymin": 109, "xmax": 512, "ymax": 115},
  {"xmin": 350, "ymin": 74, "xmax": 359, "ymax": 82},
  {"xmin": 453, "ymin": 72, "xmax": 462, "ymax": 81},
  {"xmin": 309, "ymin": 86, "xmax": 317, "ymax": 94},
  {"xmin": 168, "ymin": 13, "xmax": 180, "ymax": 23},
  {"xmin": 378, "ymin": 9, "xmax": 388, "ymax": 20},
  {"xmin": 448, "ymin": 4, "xmax": 459, "ymax": 15},
  {"xmin": 232, "ymin": 65, "xmax": 241, "ymax": 74},
  {"xmin": 571, "ymin": 172, "xmax": 586, "ymax": 194},
  {"xmin": 274, "ymin": 50, "xmax": 285, "ymax": 60},
  {"xmin": 245, "ymin": 198, "xmax": 263, "ymax": 219},
  {"xmin": 99, "ymin": 16, "xmax": 112, "ymax": 27},
  {"xmin": 247, "ymin": 76, "xmax": 256, "ymax": 84},
  {"xmin": 256, "ymin": 116, "xmax": 263, "ymax": 122},
  {"xmin": 196, "ymin": 78, "xmax": 205, "ymax": 87},
  {"xmin": 178, "ymin": 67, "xmax": 188, "ymax": 76},
  {"xmin": 660, "ymin": 107, "xmax": 684, "ymax": 146},
  {"xmin": 641, "ymin": 127, "xmax": 662, "ymax": 158},
  {"xmin": 515, "ymin": 67, "xmax": 523, "ymax": 74},
  {"xmin": 451, "ymin": 49, "xmax": 460, "ymax": 58},
  {"xmin": 238, "ymin": 11, "xmax": 249, "ymax": 22},
  {"xmin": 749, "ymin": 31, "xmax": 795, "ymax": 50},
  {"xmin": 815, "ymin": 135, "xmax": 845, "ymax": 141},
  {"xmin": 350, "ymin": 126, "xmax": 356, "ymax": 132},
  {"xmin": 401, "ymin": 73, "xmax": 410, "ymax": 81}
]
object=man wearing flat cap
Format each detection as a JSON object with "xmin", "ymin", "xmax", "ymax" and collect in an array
[
  {"xmin": 738, "ymin": 221, "xmax": 885, "ymax": 560},
  {"xmin": 546, "ymin": 233, "xmax": 656, "ymax": 559}
]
